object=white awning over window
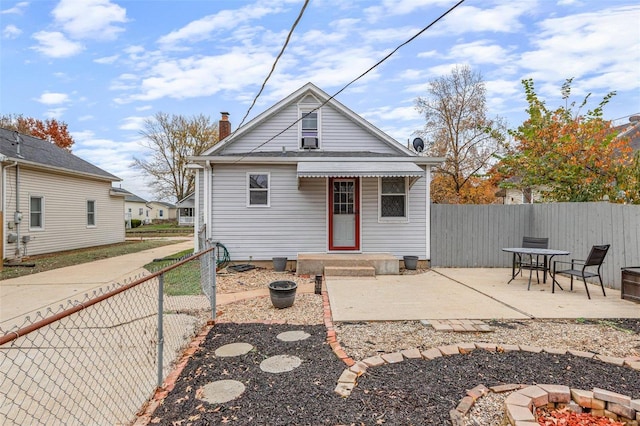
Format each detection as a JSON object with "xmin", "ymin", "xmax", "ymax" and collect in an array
[{"xmin": 296, "ymin": 162, "xmax": 424, "ymax": 178}]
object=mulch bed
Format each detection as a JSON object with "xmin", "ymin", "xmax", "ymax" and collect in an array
[{"xmin": 150, "ymin": 322, "xmax": 640, "ymax": 425}]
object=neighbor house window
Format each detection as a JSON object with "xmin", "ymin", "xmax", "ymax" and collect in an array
[
  {"xmin": 159, "ymin": 209, "xmax": 164, "ymax": 217},
  {"xmin": 247, "ymin": 173, "xmax": 270, "ymax": 207},
  {"xmin": 139, "ymin": 207, "xmax": 143, "ymax": 215},
  {"xmin": 87, "ymin": 200, "xmax": 96, "ymax": 226},
  {"xmin": 30, "ymin": 196, "xmax": 44, "ymax": 229},
  {"xmin": 379, "ymin": 177, "xmax": 407, "ymax": 220}
]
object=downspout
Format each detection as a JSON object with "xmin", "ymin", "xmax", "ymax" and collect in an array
[
  {"xmin": 204, "ymin": 160, "xmax": 211, "ymax": 243},
  {"xmin": 2, "ymin": 161, "xmax": 18, "ymax": 261},
  {"xmin": 15, "ymin": 164, "xmax": 21, "ymax": 258},
  {"xmin": 425, "ymin": 165, "xmax": 432, "ymax": 261}
]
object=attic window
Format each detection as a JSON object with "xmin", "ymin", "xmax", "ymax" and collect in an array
[{"xmin": 300, "ymin": 109, "xmax": 320, "ymax": 149}]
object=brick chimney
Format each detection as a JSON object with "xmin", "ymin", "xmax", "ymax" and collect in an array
[{"xmin": 219, "ymin": 112, "xmax": 231, "ymax": 140}]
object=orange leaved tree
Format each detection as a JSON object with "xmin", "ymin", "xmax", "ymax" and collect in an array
[
  {"xmin": 498, "ymin": 78, "xmax": 637, "ymax": 203},
  {"xmin": 0, "ymin": 114, "xmax": 75, "ymax": 151}
]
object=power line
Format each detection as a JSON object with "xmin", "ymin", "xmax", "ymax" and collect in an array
[
  {"xmin": 232, "ymin": 0, "xmax": 310, "ymax": 135},
  {"xmin": 233, "ymin": 0, "xmax": 466, "ymax": 158}
]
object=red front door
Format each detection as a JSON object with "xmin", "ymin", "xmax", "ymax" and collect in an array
[{"xmin": 329, "ymin": 178, "xmax": 360, "ymax": 251}]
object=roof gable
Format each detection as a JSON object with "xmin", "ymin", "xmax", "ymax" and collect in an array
[
  {"xmin": 0, "ymin": 127, "xmax": 120, "ymax": 181},
  {"xmin": 203, "ymin": 82, "xmax": 414, "ymax": 157}
]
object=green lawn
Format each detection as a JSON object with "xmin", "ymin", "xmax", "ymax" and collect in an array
[
  {"xmin": 144, "ymin": 249, "xmax": 203, "ymax": 296},
  {"xmin": 0, "ymin": 239, "xmax": 182, "ymax": 280},
  {"xmin": 126, "ymin": 222, "xmax": 192, "ymax": 237}
]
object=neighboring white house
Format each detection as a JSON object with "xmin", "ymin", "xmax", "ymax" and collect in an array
[
  {"xmin": 111, "ymin": 187, "xmax": 151, "ymax": 226},
  {"xmin": 188, "ymin": 82, "xmax": 443, "ymax": 261},
  {"xmin": 147, "ymin": 201, "xmax": 177, "ymax": 221},
  {"xmin": 0, "ymin": 127, "xmax": 124, "ymax": 261},
  {"xmin": 176, "ymin": 193, "xmax": 195, "ymax": 226}
]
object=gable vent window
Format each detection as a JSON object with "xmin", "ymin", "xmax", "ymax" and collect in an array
[{"xmin": 300, "ymin": 110, "xmax": 319, "ymax": 149}]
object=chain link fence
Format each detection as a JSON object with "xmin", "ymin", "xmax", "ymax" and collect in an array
[{"xmin": 0, "ymin": 243, "xmax": 216, "ymax": 426}]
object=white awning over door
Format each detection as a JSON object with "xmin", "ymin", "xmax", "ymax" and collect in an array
[{"xmin": 296, "ymin": 161, "xmax": 424, "ymax": 178}]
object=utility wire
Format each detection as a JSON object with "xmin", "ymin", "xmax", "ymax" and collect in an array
[
  {"xmin": 228, "ymin": 0, "xmax": 466, "ymax": 160},
  {"xmin": 231, "ymin": 0, "xmax": 310, "ymax": 136}
]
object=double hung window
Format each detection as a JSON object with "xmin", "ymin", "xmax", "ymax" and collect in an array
[
  {"xmin": 30, "ymin": 196, "xmax": 44, "ymax": 229},
  {"xmin": 379, "ymin": 177, "xmax": 407, "ymax": 220},
  {"xmin": 87, "ymin": 200, "xmax": 96, "ymax": 226},
  {"xmin": 248, "ymin": 173, "xmax": 270, "ymax": 207}
]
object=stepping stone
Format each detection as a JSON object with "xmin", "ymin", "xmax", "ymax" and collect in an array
[
  {"xmin": 214, "ymin": 342, "xmax": 254, "ymax": 357},
  {"xmin": 198, "ymin": 380, "xmax": 245, "ymax": 404},
  {"xmin": 277, "ymin": 330, "xmax": 311, "ymax": 342},
  {"xmin": 260, "ymin": 355, "xmax": 302, "ymax": 373}
]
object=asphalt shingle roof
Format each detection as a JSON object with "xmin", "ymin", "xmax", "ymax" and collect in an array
[{"xmin": 0, "ymin": 127, "xmax": 120, "ymax": 181}]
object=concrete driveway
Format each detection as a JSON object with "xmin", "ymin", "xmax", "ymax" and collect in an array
[
  {"xmin": 0, "ymin": 239, "xmax": 193, "ymax": 328},
  {"xmin": 326, "ymin": 267, "xmax": 640, "ymax": 321}
]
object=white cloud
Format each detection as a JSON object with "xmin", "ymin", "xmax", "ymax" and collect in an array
[
  {"xmin": 518, "ymin": 5, "xmax": 640, "ymax": 94},
  {"xmin": 52, "ymin": 0, "xmax": 127, "ymax": 41},
  {"xmin": 2, "ymin": 24, "xmax": 22, "ymax": 39},
  {"xmin": 119, "ymin": 116, "xmax": 149, "ymax": 131},
  {"xmin": 78, "ymin": 115, "xmax": 94, "ymax": 122},
  {"xmin": 431, "ymin": 1, "xmax": 535, "ymax": 35},
  {"xmin": 136, "ymin": 105, "xmax": 153, "ymax": 111},
  {"xmin": 44, "ymin": 107, "xmax": 66, "ymax": 119},
  {"xmin": 417, "ymin": 50, "xmax": 439, "ymax": 58},
  {"xmin": 364, "ymin": 0, "xmax": 451, "ymax": 23},
  {"xmin": 36, "ymin": 92, "xmax": 70, "ymax": 105},
  {"xmin": 447, "ymin": 40, "xmax": 514, "ymax": 65},
  {"xmin": 157, "ymin": 0, "xmax": 293, "ymax": 47},
  {"xmin": 1, "ymin": 2, "xmax": 28, "ymax": 15},
  {"xmin": 31, "ymin": 31, "xmax": 83, "ymax": 57},
  {"xmin": 94, "ymin": 54, "xmax": 119, "ymax": 64}
]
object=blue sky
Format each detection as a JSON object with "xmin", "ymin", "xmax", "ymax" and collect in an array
[{"xmin": 1, "ymin": 0, "xmax": 639, "ymax": 201}]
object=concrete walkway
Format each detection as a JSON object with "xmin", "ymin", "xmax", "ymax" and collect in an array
[
  {"xmin": 326, "ymin": 268, "xmax": 640, "ymax": 321},
  {"xmin": 0, "ymin": 239, "xmax": 193, "ymax": 327}
]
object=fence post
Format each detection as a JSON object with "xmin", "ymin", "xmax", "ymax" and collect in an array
[
  {"xmin": 157, "ymin": 273, "xmax": 164, "ymax": 388},
  {"xmin": 210, "ymin": 244, "xmax": 217, "ymax": 320}
]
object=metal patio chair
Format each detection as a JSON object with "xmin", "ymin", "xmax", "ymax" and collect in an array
[
  {"xmin": 552, "ymin": 244, "xmax": 610, "ymax": 299},
  {"xmin": 517, "ymin": 236, "xmax": 549, "ymax": 289}
]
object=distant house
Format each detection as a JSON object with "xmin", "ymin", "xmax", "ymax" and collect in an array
[
  {"xmin": 188, "ymin": 82, "xmax": 443, "ymax": 261},
  {"xmin": 147, "ymin": 201, "xmax": 177, "ymax": 221},
  {"xmin": 0, "ymin": 127, "xmax": 124, "ymax": 261},
  {"xmin": 110, "ymin": 187, "xmax": 151, "ymax": 226},
  {"xmin": 176, "ymin": 193, "xmax": 195, "ymax": 226}
]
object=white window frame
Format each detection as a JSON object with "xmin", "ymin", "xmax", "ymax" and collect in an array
[
  {"xmin": 247, "ymin": 172, "xmax": 270, "ymax": 207},
  {"xmin": 378, "ymin": 177, "xmax": 409, "ymax": 223},
  {"xmin": 29, "ymin": 195, "xmax": 45, "ymax": 231},
  {"xmin": 159, "ymin": 209, "xmax": 164, "ymax": 218},
  {"xmin": 87, "ymin": 199, "xmax": 96, "ymax": 227},
  {"xmin": 298, "ymin": 104, "xmax": 321, "ymax": 150}
]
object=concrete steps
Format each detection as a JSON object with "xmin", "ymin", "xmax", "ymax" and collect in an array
[
  {"xmin": 296, "ymin": 253, "xmax": 399, "ymax": 276},
  {"xmin": 324, "ymin": 266, "xmax": 376, "ymax": 277}
]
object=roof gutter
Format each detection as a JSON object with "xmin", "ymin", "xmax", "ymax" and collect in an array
[{"xmin": 188, "ymin": 155, "xmax": 445, "ymax": 166}]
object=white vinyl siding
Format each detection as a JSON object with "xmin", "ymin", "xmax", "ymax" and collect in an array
[
  {"xmin": 3, "ymin": 167, "xmax": 124, "ymax": 259},
  {"xmin": 87, "ymin": 200, "xmax": 96, "ymax": 227},
  {"xmin": 208, "ymin": 164, "xmax": 428, "ymax": 261},
  {"xmin": 218, "ymin": 103, "xmax": 403, "ymax": 155},
  {"xmin": 211, "ymin": 164, "xmax": 326, "ymax": 260},
  {"xmin": 361, "ymin": 173, "xmax": 427, "ymax": 257}
]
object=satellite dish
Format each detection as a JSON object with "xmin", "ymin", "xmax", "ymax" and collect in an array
[{"xmin": 412, "ymin": 137, "xmax": 424, "ymax": 153}]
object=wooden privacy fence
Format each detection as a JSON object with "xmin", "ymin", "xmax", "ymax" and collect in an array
[{"xmin": 430, "ymin": 202, "xmax": 640, "ymax": 289}]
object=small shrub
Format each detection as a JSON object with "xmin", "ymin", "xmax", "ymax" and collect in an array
[{"xmin": 130, "ymin": 219, "xmax": 142, "ymax": 228}]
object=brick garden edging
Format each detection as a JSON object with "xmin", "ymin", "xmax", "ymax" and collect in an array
[{"xmin": 503, "ymin": 384, "xmax": 640, "ymax": 425}]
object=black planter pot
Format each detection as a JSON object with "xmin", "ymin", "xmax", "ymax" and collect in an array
[
  {"xmin": 268, "ymin": 280, "xmax": 298, "ymax": 309},
  {"xmin": 403, "ymin": 255, "xmax": 419, "ymax": 270},
  {"xmin": 272, "ymin": 257, "xmax": 288, "ymax": 272}
]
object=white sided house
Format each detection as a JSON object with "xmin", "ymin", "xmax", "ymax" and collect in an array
[
  {"xmin": 189, "ymin": 83, "xmax": 443, "ymax": 274},
  {"xmin": 0, "ymin": 127, "xmax": 124, "ymax": 261}
]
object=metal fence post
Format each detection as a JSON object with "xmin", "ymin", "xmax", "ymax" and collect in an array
[
  {"xmin": 210, "ymin": 244, "xmax": 217, "ymax": 320},
  {"xmin": 157, "ymin": 273, "xmax": 164, "ymax": 388}
]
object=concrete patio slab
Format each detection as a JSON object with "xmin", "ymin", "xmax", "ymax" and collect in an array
[
  {"xmin": 325, "ymin": 270, "xmax": 532, "ymax": 321},
  {"xmin": 325, "ymin": 268, "xmax": 640, "ymax": 322},
  {"xmin": 436, "ymin": 268, "xmax": 640, "ymax": 319}
]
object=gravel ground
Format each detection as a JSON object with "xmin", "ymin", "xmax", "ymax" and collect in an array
[{"xmin": 151, "ymin": 268, "xmax": 640, "ymax": 425}]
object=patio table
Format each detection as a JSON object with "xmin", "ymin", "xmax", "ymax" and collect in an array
[{"xmin": 502, "ymin": 247, "xmax": 570, "ymax": 290}]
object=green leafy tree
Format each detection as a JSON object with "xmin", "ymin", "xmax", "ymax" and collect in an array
[
  {"xmin": 498, "ymin": 78, "xmax": 636, "ymax": 203},
  {"xmin": 132, "ymin": 112, "xmax": 219, "ymax": 202},
  {"xmin": 415, "ymin": 65, "xmax": 506, "ymax": 204}
]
